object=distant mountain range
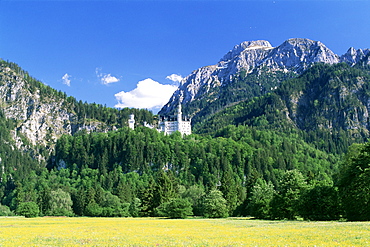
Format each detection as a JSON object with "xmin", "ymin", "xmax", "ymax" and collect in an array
[{"xmin": 159, "ymin": 38, "xmax": 370, "ymax": 124}]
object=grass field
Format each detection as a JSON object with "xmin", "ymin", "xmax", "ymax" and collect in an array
[{"xmin": 0, "ymin": 217, "xmax": 369, "ymax": 246}]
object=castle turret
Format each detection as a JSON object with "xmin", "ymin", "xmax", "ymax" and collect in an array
[
  {"xmin": 177, "ymin": 101, "xmax": 182, "ymax": 122},
  {"xmin": 177, "ymin": 98, "xmax": 183, "ymax": 134},
  {"xmin": 128, "ymin": 114, "xmax": 135, "ymax": 130}
]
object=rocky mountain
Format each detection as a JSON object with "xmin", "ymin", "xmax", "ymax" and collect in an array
[
  {"xmin": 1, "ymin": 38, "xmax": 369, "ymax": 157},
  {"xmin": 0, "ymin": 60, "xmax": 153, "ymax": 155},
  {"xmin": 0, "ymin": 62, "xmax": 73, "ymax": 148},
  {"xmin": 0, "ymin": 62, "xmax": 110, "ymax": 149},
  {"xmin": 159, "ymin": 38, "xmax": 370, "ymax": 123},
  {"xmin": 340, "ymin": 47, "xmax": 370, "ymax": 66}
]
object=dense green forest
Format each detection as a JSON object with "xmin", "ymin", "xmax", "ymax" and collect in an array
[
  {"xmin": 1, "ymin": 61, "xmax": 370, "ymax": 220},
  {"xmin": 0, "ymin": 124, "xmax": 342, "ymax": 219}
]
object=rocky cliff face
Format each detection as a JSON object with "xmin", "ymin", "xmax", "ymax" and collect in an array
[
  {"xmin": 0, "ymin": 63, "xmax": 109, "ymax": 149},
  {"xmin": 340, "ymin": 47, "xmax": 370, "ymax": 66},
  {"xmin": 159, "ymin": 38, "xmax": 367, "ymax": 118},
  {"xmin": 284, "ymin": 65, "xmax": 370, "ymax": 134}
]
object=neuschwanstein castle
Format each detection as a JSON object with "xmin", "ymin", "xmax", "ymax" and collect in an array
[{"xmin": 128, "ymin": 102, "xmax": 191, "ymax": 136}]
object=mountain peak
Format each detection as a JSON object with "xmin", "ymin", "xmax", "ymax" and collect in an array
[
  {"xmin": 340, "ymin": 47, "xmax": 370, "ymax": 65},
  {"xmin": 221, "ymin": 40, "xmax": 272, "ymax": 62},
  {"xmin": 234, "ymin": 40, "xmax": 273, "ymax": 51},
  {"xmin": 263, "ymin": 38, "xmax": 340, "ymax": 70},
  {"xmin": 284, "ymin": 37, "xmax": 315, "ymax": 44},
  {"xmin": 278, "ymin": 38, "xmax": 332, "ymax": 52}
]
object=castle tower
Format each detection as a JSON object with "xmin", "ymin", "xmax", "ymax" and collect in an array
[
  {"xmin": 154, "ymin": 95, "xmax": 191, "ymax": 136},
  {"xmin": 128, "ymin": 114, "xmax": 135, "ymax": 130},
  {"xmin": 177, "ymin": 97, "xmax": 183, "ymax": 133},
  {"xmin": 177, "ymin": 101, "xmax": 182, "ymax": 122}
]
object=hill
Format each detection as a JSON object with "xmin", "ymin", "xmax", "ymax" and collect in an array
[{"xmin": 0, "ymin": 60, "xmax": 342, "ymax": 218}]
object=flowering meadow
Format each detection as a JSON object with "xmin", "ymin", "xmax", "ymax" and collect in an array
[{"xmin": 0, "ymin": 217, "xmax": 369, "ymax": 246}]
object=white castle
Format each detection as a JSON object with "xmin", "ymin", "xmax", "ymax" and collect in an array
[
  {"xmin": 128, "ymin": 101, "xmax": 191, "ymax": 136},
  {"xmin": 157, "ymin": 102, "xmax": 191, "ymax": 136}
]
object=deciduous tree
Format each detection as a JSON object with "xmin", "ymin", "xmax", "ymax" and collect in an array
[{"xmin": 202, "ymin": 189, "xmax": 228, "ymax": 218}]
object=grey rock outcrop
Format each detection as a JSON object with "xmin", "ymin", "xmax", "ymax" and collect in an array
[
  {"xmin": 265, "ymin": 38, "xmax": 339, "ymax": 70},
  {"xmin": 340, "ymin": 47, "xmax": 370, "ymax": 65},
  {"xmin": 0, "ymin": 64, "xmax": 109, "ymax": 149}
]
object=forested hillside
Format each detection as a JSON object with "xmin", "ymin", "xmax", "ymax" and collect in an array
[
  {"xmin": 3, "ymin": 124, "xmax": 340, "ymax": 219},
  {"xmin": 1, "ymin": 59, "xmax": 370, "ymax": 220},
  {"xmin": 194, "ymin": 63, "xmax": 370, "ymax": 154},
  {"xmin": 0, "ymin": 60, "xmax": 154, "ymax": 216}
]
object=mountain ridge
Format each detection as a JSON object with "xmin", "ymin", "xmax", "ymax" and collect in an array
[{"xmin": 159, "ymin": 38, "xmax": 370, "ymax": 122}]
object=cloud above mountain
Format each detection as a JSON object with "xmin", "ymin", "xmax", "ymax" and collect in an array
[
  {"xmin": 61, "ymin": 73, "xmax": 71, "ymax": 86},
  {"xmin": 95, "ymin": 68, "xmax": 120, "ymax": 85},
  {"xmin": 166, "ymin": 74, "xmax": 183, "ymax": 84},
  {"xmin": 114, "ymin": 78, "xmax": 178, "ymax": 113},
  {"xmin": 101, "ymin": 74, "xmax": 120, "ymax": 84}
]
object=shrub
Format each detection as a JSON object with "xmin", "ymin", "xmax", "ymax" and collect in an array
[
  {"xmin": 17, "ymin": 202, "xmax": 40, "ymax": 218},
  {"xmin": 160, "ymin": 198, "xmax": 193, "ymax": 219},
  {"xmin": 0, "ymin": 204, "xmax": 13, "ymax": 216},
  {"xmin": 84, "ymin": 202, "xmax": 103, "ymax": 217}
]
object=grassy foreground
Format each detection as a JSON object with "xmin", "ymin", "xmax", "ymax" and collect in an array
[{"xmin": 0, "ymin": 217, "xmax": 369, "ymax": 246}]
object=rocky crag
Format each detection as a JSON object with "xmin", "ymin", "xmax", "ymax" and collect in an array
[{"xmin": 0, "ymin": 61, "xmax": 114, "ymax": 152}]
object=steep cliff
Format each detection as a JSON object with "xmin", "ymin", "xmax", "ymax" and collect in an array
[
  {"xmin": 0, "ymin": 60, "xmax": 152, "ymax": 154},
  {"xmin": 0, "ymin": 62, "xmax": 74, "ymax": 147}
]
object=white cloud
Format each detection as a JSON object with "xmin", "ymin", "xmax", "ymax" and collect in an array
[
  {"xmin": 62, "ymin": 73, "xmax": 71, "ymax": 86},
  {"xmin": 114, "ymin": 78, "xmax": 178, "ymax": 113},
  {"xmin": 101, "ymin": 74, "xmax": 120, "ymax": 84},
  {"xmin": 96, "ymin": 68, "xmax": 120, "ymax": 85},
  {"xmin": 166, "ymin": 74, "xmax": 183, "ymax": 84}
]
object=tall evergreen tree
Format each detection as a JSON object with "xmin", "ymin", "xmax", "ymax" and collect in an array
[{"xmin": 338, "ymin": 143, "xmax": 370, "ymax": 221}]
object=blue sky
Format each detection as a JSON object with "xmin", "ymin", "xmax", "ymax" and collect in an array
[{"xmin": 1, "ymin": 0, "xmax": 370, "ymax": 113}]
